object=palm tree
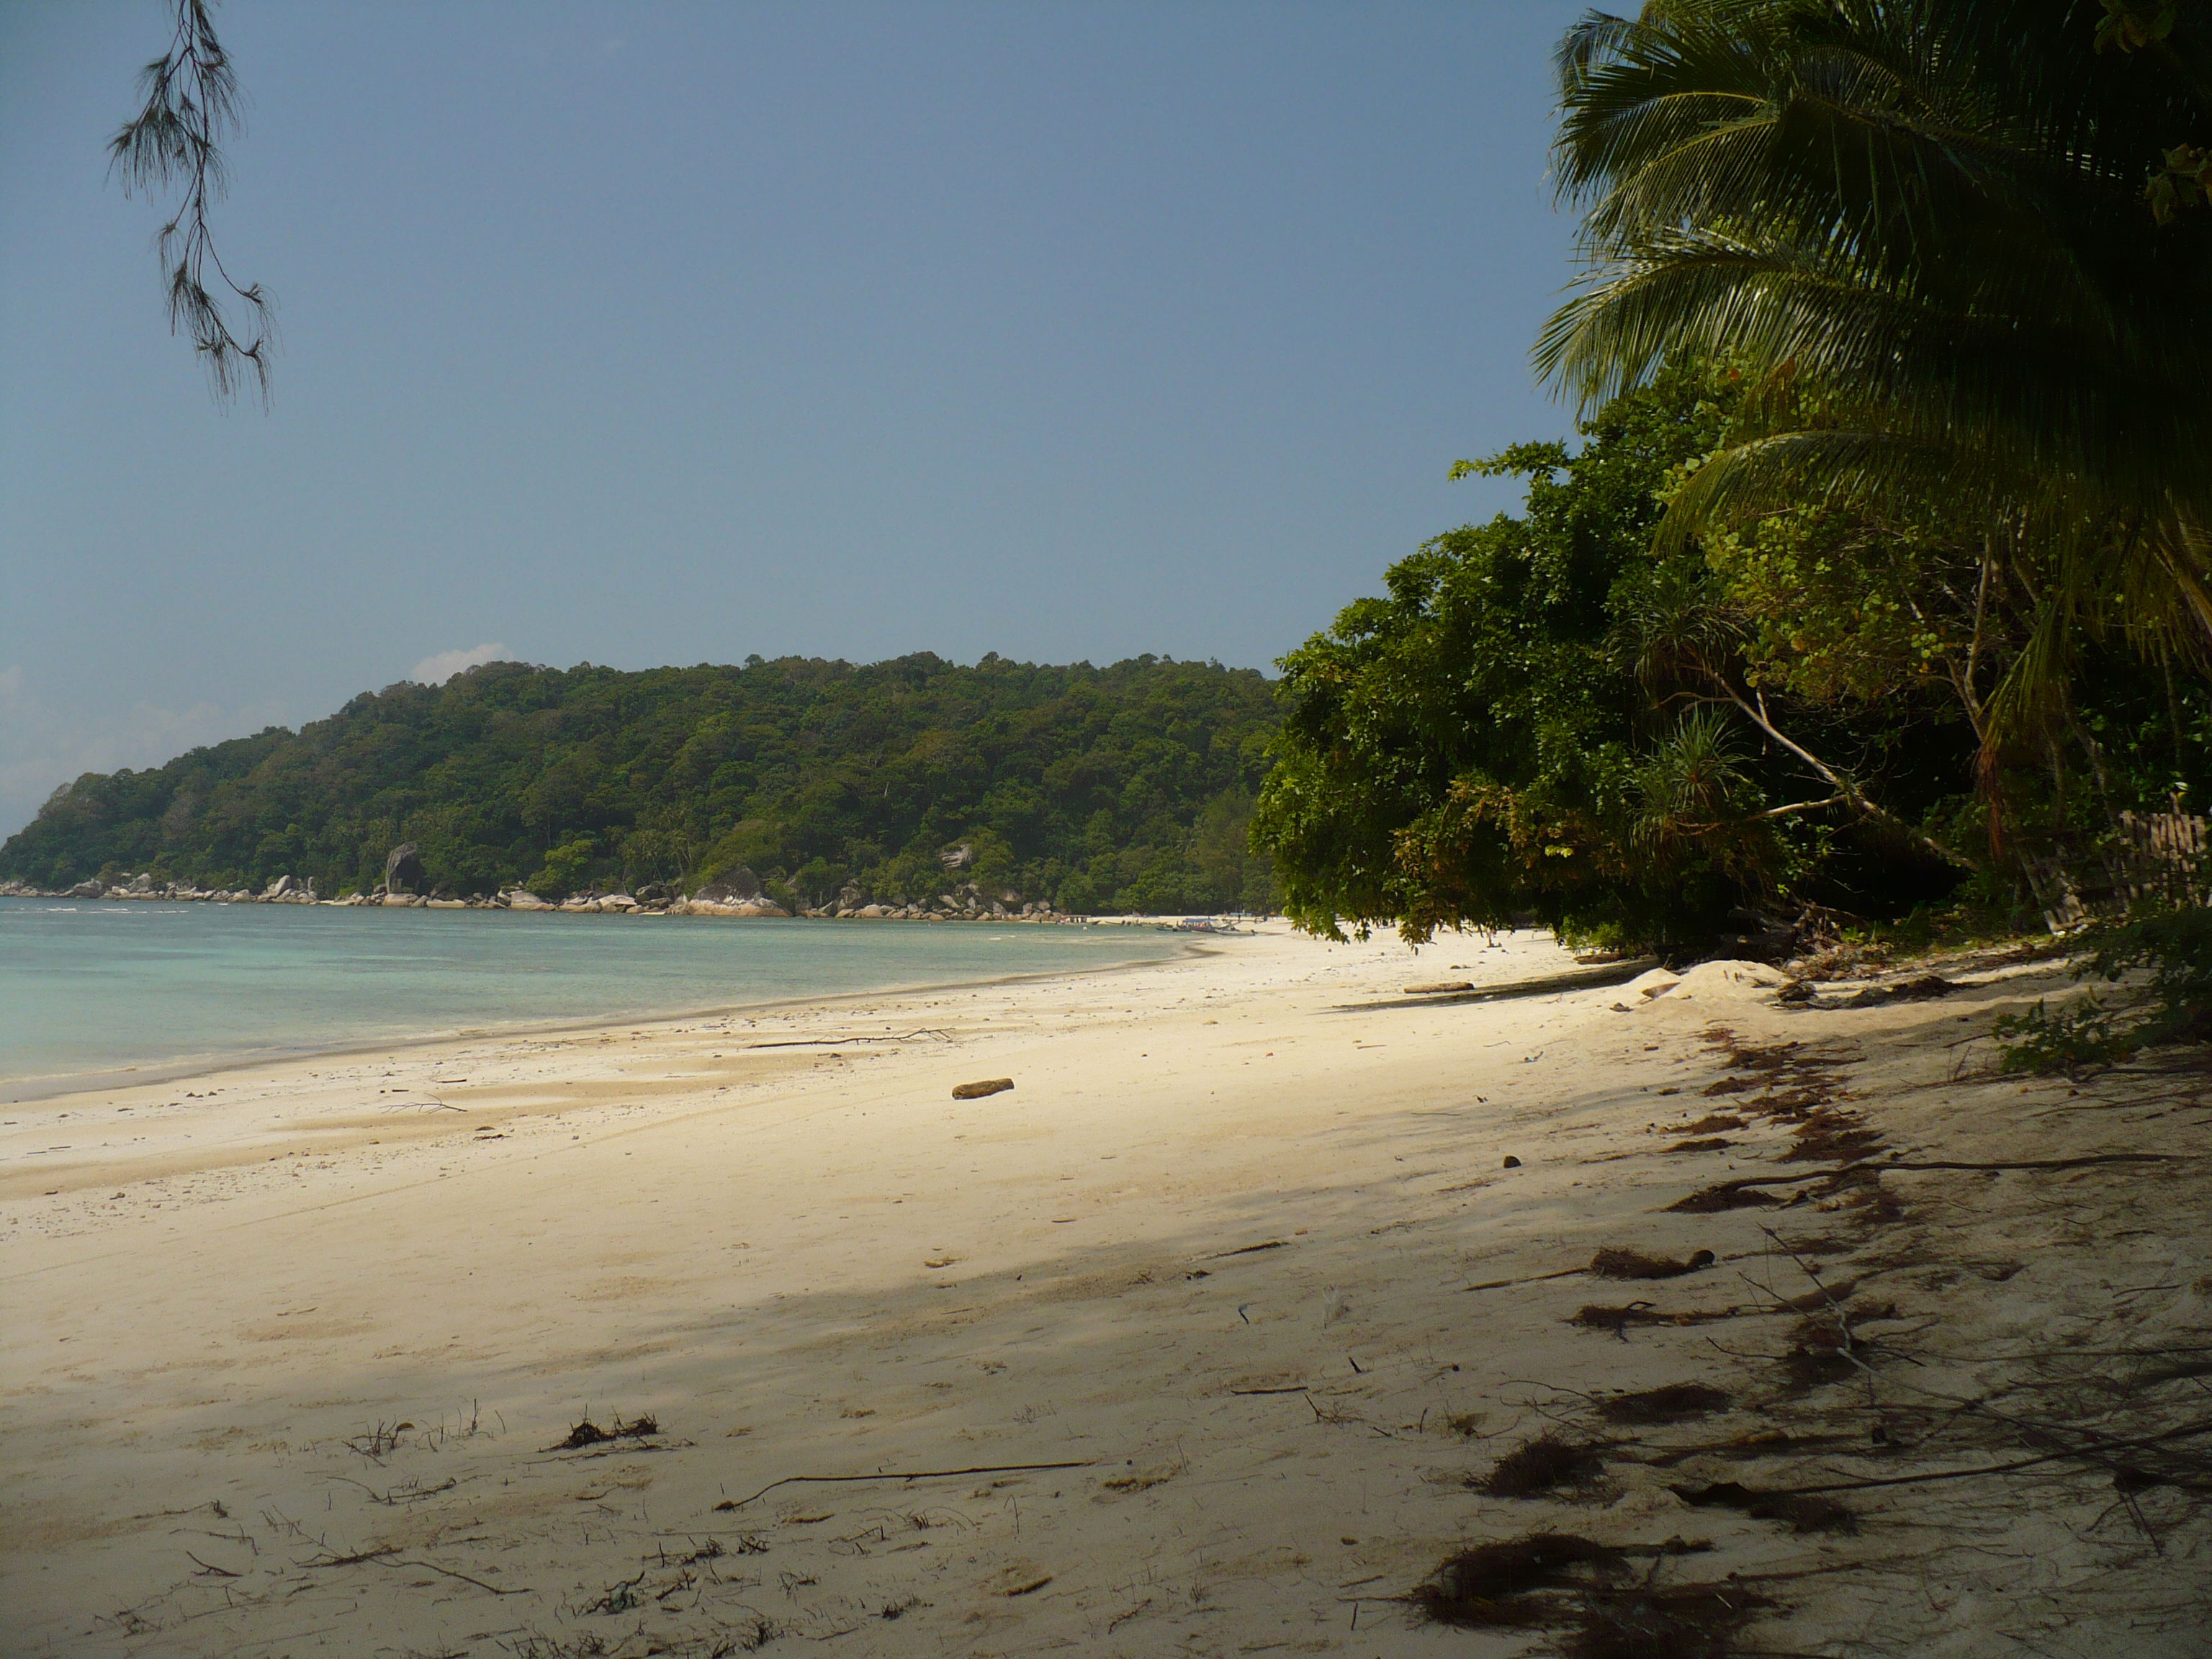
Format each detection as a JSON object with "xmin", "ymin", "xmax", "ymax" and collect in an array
[{"xmin": 1537, "ymin": 0, "xmax": 2212, "ymax": 748}]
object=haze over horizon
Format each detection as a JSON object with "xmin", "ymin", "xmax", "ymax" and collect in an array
[{"xmin": 0, "ymin": 1, "xmax": 1583, "ymax": 837}]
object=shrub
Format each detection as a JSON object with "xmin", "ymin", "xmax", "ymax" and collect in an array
[{"xmin": 1998, "ymin": 907, "xmax": 2212, "ymax": 1071}]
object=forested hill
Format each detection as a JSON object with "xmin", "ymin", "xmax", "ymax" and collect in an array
[{"xmin": 0, "ymin": 655, "xmax": 1282, "ymax": 914}]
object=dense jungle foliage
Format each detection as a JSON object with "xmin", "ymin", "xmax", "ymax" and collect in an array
[
  {"xmin": 1253, "ymin": 363, "xmax": 2209, "ymax": 953},
  {"xmin": 1254, "ymin": 0, "xmax": 2212, "ymax": 958},
  {"xmin": 0, "ymin": 655, "xmax": 1280, "ymax": 914}
]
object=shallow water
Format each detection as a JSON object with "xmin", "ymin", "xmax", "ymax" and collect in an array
[{"xmin": 0, "ymin": 897, "xmax": 1182, "ymax": 1094}]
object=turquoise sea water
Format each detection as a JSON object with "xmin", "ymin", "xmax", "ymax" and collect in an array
[{"xmin": 0, "ymin": 897, "xmax": 1184, "ymax": 1097}]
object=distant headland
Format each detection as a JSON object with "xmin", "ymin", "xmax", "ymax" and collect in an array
[{"xmin": 0, "ymin": 653, "xmax": 1280, "ymax": 919}]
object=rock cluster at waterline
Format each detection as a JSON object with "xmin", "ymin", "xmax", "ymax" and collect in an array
[
  {"xmin": 1, "ymin": 871, "xmax": 326, "ymax": 905},
  {"xmin": 0, "ymin": 860, "xmax": 1082, "ymax": 922}
]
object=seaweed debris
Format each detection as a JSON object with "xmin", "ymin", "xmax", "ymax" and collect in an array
[
  {"xmin": 1409, "ymin": 1534, "xmax": 1624, "ymax": 1627},
  {"xmin": 1666, "ymin": 1183, "xmax": 1782, "ymax": 1214},
  {"xmin": 554, "ymin": 1414, "xmax": 660, "ymax": 1450},
  {"xmin": 1411, "ymin": 1537, "xmax": 1765, "ymax": 1658},
  {"xmin": 1572, "ymin": 1302, "xmax": 1671, "ymax": 1336},
  {"xmin": 1478, "ymin": 1434, "xmax": 1610, "ymax": 1497},
  {"xmin": 1670, "ymin": 1480, "xmax": 1857, "ymax": 1534},
  {"xmin": 1781, "ymin": 1110, "xmax": 1887, "ymax": 1164},
  {"xmin": 1597, "ymin": 1383, "xmax": 1732, "ymax": 1426},
  {"xmin": 1591, "ymin": 1248, "xmax": 1716, "ymax": 1280},
  {"xmin": 1777, "ymin": 1306, "xmax": 1897, "ymax": 1392},
  {"xmin": 1567, "ymin": 1579, "xmax": 1775, "ymax": 1659}
]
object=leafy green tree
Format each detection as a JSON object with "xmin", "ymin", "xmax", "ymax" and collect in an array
[
  {"xmin": 1191, "ymin": 787, "xmax": 1274, "ymax": 912},
  {"xmin": 529, "ymin": 837, "xmax": 598, "ymax": 902},
  {"xmin": 1254, "ymin": 365, "xmax": 1980, "ymax": 952}
]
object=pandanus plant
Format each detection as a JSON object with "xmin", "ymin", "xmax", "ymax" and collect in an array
[{"xmin": 1538, "ymin": 0, "xmax": 2212, "ymax": 781}]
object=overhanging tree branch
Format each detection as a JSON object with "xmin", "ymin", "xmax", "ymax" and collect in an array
[{"xmin": 108, "ymin": 0, "xmax": 273, "ymax": 404}]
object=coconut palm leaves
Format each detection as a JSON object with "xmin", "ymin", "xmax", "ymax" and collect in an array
[{"xmin": 1539, "ymin": 0, "xmax": 2212, "ymax": 726}]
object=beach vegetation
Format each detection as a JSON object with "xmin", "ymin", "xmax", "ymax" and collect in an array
[
  {"xmin": 1254, "ymin": 363, "xmax": 2009, "ymax": 950},
  {"xmin": 1996, "ymin": 904, "xmax": 2212, "ymax": 1070}
]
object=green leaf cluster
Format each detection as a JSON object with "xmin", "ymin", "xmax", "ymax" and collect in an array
[{"xmin": 0, "ymin": 654, "xmax": 1280, "ymax": 914}]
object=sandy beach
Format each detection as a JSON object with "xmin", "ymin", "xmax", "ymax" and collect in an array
[{"xmin": 4, "ymin": 924, "xmax": 2206, "ymax": 1657}]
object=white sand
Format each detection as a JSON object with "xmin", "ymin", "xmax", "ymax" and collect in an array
[{"xmin": 3, "ymin": 924, "xmax": 2205, "ymax": 1656}]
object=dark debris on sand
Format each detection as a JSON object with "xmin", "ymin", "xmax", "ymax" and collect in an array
[
  {"xmin": 1478, "ymin": 1434, "xmax": 1611, "ymax": 1497},
  {"xmin": 1410, "ymin": 1534, "xmax": 1625, "ymax": 1627},
  {"xmin": 1590, "ymin": 1247, "xmax": 1717, "ymax": 1280},
  {"xmin": 555, "ymin": 1413, "xmax": 661, "ymax": 1450},
  {"xmin": 1411, "ymin": 1534, "xmax": 1766, "ymax": 1658},
  {"xmin": 1671, "ymin": 1480, "xmax": 1858, "ymax": 1534},
  {"xmin": 1597, "ymin": 1383, "xmax": 1733, "ymax": 1426}
]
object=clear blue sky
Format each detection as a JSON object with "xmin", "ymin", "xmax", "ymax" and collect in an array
[{"xmin": 0, "ymin": 1, "xmax": 1588, "ymax": 836}]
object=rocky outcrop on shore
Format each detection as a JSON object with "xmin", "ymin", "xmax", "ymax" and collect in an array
[
  {"xmin": 0, "ymin": 859, "xmax": 1091, "ymax": 922},
  {"xmin": 678, "ymin": 895, "xmax": 793, "ymax": 917},
  {"xmin": 678, "ymin": 869, "xmax": 788, "ymax": 916},
  {"xmin": 773, "ymin": 873, "xmax": 1073, "ymax": 923},
  {"xmin": 2, "ymin": 873, "xmax": 325, "ymax": 904}
]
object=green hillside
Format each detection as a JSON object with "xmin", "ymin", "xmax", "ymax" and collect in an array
[{"xmin": 1, "ymin": 654, "xmax": 1281, "ymax": 914}]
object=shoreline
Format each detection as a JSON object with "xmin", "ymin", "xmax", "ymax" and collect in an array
[
  {"xmin": 4, "ymin": 924, "xmax": 2203, "ymax": 1655},
  {"xmin": 0, "ymin": 932, "xmax": 1208, "ymax": 1109},
  {"xmin": 0, "ymin": 885, "xmax": 1105, "ymax": 921},
  {"xmin": 4, "ymin": 942, "xmax": 1212, "ymax": 1110},
  {"xmin": 0, "ymin": 881, "xmax": 1229, "ymax": 927}
]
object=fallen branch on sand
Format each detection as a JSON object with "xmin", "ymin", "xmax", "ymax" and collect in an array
[
  {"xmin": 1744, "ymin": 1419, "xmax": 2212, "ymax": 1498},
  {"xmin": 1859, "ymin": 1154, "xmax": 2181, "ymax": 1174},
  {"xmin": 298, "ymin": 1542, "xmax": 528, "ymax": 1595},
  {"xmin": 1463, "ymin": 1247, "xmax": 1717, "ymax": 1293},
  {"xmin": 745, "ymin": 1029, "xmax": 954, "ymax": 1049},
  {"xmin": 1332, "ymin": 958, "xmax": 1656, "ymax": 1013},
  {"xmin": 1463, "ymin": 1266, "xmax": 1590, "ymax": 1292},
  {"xmin": 713, "ymin": 1460, "xmax": 1097, "ymax": 1511},
  {"xmin": 1572, "ymin": 1280, "xmax": 1869, "ymax": 1339},
  {"xmin": 301, "ymin": 1545, "xmax": 400, "ymax": 1568},
  {"xmin": 391, "ymin": 1557, "xmax": 530, "ymax": 1595},
  {"xmin": 1740, "ymin": 1231, "xmax": 2212, "ymax": 1504},
  {"xmin": 127, "ymin": 1501, "xmax": 228, "ymax": 1522},
  {"xmin": 1670, "ymin": 1151, "xmax": 2181, "ymax": 1213},
  {"xmin": 1733, "ymin": 1151, "xmax": 2176, "ymax": 1190},
  {"xmin": 325, "ymin": 1475, "xmax": 459, "ymax": 1506}
]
